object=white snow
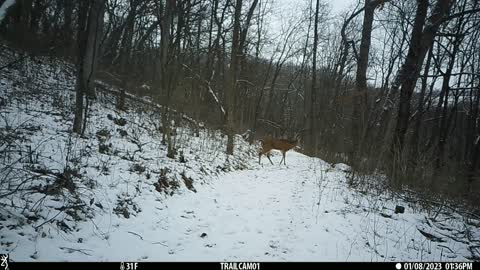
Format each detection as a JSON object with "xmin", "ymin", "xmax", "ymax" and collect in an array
[
  {"xmin": 0, "ymin": 48, "xmax": 479, "ymax": 262},
  {"xmin": 333, "ymin": 163, "xmax": 351, "ymax": 172}
]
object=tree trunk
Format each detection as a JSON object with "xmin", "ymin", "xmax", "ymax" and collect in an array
[
  {"xmin": 73, "ymin": 0, "xmax": 91, "ymax": 134},
  {"xmin": 12, "ymin": 0, "xmax": 32, "ymax": 46},
  {"xmin": 116, "ymin": 0, "xmax": 138, "ymax": 111},
  {"xmin": 83, "ymin": 0, "xmax": 104, "ymax": 98},
  {"xmin": 63, "ymin": 0, "xmax": 73, "ymax": 53},
  {"xmin": 159, "ymin": 0, "xmax": 176, "ymax": 158},
  {"xmin": 392, "ymin": 0, "xmax": 450, "ymax": 156},
  {"xmin": 304, "ymin": 0, "xmax": 320, "ymax": 156},
  {"xmin": 29, "ymin": 0, "xmax": 43, "ymax": 34},
  {"xmin": 226, "ymin": 0, "xmax": 243, "ymax": 155},
  {"xmin": 73, "ymin": 0, "xmax": 105, "ymax": 134},
  {"xmin": 409, "ymin": 43, "xmax": 434, "ymax": 161},
  {"xmin": 435, "ymin": 8, "xmax": 466, "ymax": 169},
  {"xmin": 351, "ymin": 0, "xmax": 383, "ymax": 166}
]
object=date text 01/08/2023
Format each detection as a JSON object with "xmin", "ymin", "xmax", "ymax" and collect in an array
[{"xmin": 398, "ymin": 262, "xmax": 474, "ymax": 270}]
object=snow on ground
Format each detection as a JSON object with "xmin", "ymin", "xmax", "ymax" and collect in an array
[{"xmin": 0, "ymin": 47, "xmax": 479, "ymax": 262}]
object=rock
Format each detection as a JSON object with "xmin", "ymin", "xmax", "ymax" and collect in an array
[
  {"xmin": 395, "ymin": 205, "xmax": 405, "ymax": 214},
  {"xmin": 113, "ymin": 117, "xmax": 127, "ymax": 126},
  {"xmin": 380, "ymin": 212, "xmax": 392, "ymax": 218},
  {"xmin": 334, "ymin": 163, "xmax": 351, "ymax": 172},
  {"xmin": 117, "ymin": 129, "xmax": 128, "ymax": 137}
]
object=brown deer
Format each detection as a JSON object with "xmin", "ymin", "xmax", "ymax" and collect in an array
[{"xmin": 258, "ymin": 134, "xmax": 300, "ymax": 165}]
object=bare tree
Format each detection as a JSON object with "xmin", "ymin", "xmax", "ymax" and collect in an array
[
  {"xmin": 304, "ymin": 0, "xmax": 320, "ymax": 155},
  {"xmin": 226, "ymin": 0, "xmax": 243, "ymax": 155},
  {"xmin": 73, "ymin": 0, "xmax": 105, "ymax": 135},
  {"xmin": 351, "ymin": 0, "xmax": 388, "ymax": 166},
  {"xmin": 116, "ymin": 0, "xmax": 141, "ymax": 111},
  {"xmin": 391, "ymin": 0, "xmax": 451, "ymax": 158}
]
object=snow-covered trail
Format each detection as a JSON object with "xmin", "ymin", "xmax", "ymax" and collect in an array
[
  {"xmin": 155, "ymin": 152, "xmax": 335, "ymax": 262},
  {"xmin": 7, "ymin": 151, "xmax": 344, "ymax": 261},
  {"xmin": 12, "ymin": 150, "xmax": 463, "ymax": 262},
  {"xmin": 85, "ymin": 151, "xmax": 369, "ymax": 262},
  {"xmin": 143, "ymin": 151, "xmax": 395, "ymax": 262}
]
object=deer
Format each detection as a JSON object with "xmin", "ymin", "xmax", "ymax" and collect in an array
[{"xmin": 258, "ymin": 133, "xmax": 300, "ymax": 165}]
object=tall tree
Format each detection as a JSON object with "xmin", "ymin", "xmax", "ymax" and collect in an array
[
  {"xmin": 62, "ymin": 0, "xmax": 74, "ymax": 55},
  {"xmin": 391, "ymin": 0, "xmax": 451, "ymax": 159},
  {"xmin": 73, "ymin": 0, "xmax": 105, "ymax": 135},
  {"xmin": 226, "ymin": 0, "xmax": 243, "ymax": 155},
  {"xmin": 304, "ymin": 0, "xmax": 320, "ymax": 155},
  {"xmin": 159, "ymin": 0, "xmax": 176, "ymax": 158},
  {"xmin": 116, "ymin": 0, "xmax": 140, "ymax": 111},
  {"xmin": 351, "ymin": 0, "xmax": 387, "ymax": 166}
]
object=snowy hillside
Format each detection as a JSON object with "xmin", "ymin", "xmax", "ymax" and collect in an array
[{"xmin": 0, "ymin": 48, "xmax": 479, "ymax": 262}]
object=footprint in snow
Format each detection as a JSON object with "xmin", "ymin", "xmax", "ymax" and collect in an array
[{"xmin": 269, "ymin": 240, "xmax": 279, "ymax": 249}]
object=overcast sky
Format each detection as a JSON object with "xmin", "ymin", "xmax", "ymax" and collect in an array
[
  {"xmin": 268, "ymin": 0, "xmax": 357, "ymax": 37},
  {"xmin": 326, "ymin": 0, "xmax": 357, "ymax": 14},
  {"xmin": 263, "ymin": 0, "xmax": 357, "ymax": 58},
  {"xmin": 273, "ymin": 0, "xmax": 357, "ymax": 15}
]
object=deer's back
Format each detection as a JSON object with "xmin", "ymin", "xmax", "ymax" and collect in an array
[{"xmin": 262, "ymin": 137, "xmax": 297, "ymax": 150}]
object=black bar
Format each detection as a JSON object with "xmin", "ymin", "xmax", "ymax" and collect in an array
[{"xmin": 10, "ymin": 262, "xmax": 478, "ymax": 270}]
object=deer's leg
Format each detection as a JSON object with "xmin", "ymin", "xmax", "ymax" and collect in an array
[
  {"xmin": 260, "ymin": 150, "xmax": 273, "ymax": 165},
  {"xmin": 279, "ymin": 151, "xmax": 285, "ymax": 165},
  {"xmin": 267, "ymin": 152, "xmax": 274, "ymax": 165}
]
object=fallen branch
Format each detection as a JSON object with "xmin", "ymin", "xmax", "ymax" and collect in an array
[
  {"xmin": 34, "ymin": 203, "xmax": 86, "ymax": 230},
  {"xmin": 127, "ymin": 231, "xmax": 144, "ymax": 240},
  {"xmin": 94, "ymin": 82, "xmax": 201, "ymax": 128},
  {"xmin": 436, "ymin": 230, "xmax": 470, "ymax": 244},
  {"xmin": 181, "ymin": 64, "xmax": 226, "ymax": 115},
  {"xmin": 437, "ymin": 244, "xmax": 454, "ymax": 253},
  {"xmin": 59, "ymin": 246, "xmax": 92, "ymax": 256},
  {"xmin": 417, "ymin": 228, "xmax": 446, "ymax": 242},
  {"xmin": 151, "ymin": 241, "xmax": 168, "ymax": 247}
]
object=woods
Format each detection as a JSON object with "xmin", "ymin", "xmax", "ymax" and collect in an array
[{"xmin": 1, "ymin": 0, "xmax": 480, "ymax": 205}]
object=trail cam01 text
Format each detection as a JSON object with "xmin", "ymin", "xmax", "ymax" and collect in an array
[{"xmin": 220, "ymin": 262, "xmax": 260, "ymax": 270}]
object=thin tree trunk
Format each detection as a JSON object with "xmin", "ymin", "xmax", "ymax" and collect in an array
[
  {"xmin": 435, "ymin": 6, "xmax": 467, "ymax": 169},
  {"xmin": 73, "ymin": 0, "xmax": 105, "ymax": 134},
  {"xmin": 226, "ymin": 0, "xmax": 243, "ymax": 155},
  {"xmin": 304, "ymin": 0, "xmax": 320, "ymax": 156},
  {"xmin": 63, "ymin": 0, "xmax": 73, "ymax": 55},
  {"xmin": 117, "ymin": 0, "xmax": 138, "ymax": 111},
  {"xmin": 351, "ymin": 0, "xmax": 383, "ymax": 166},
  {"xmin": 73, "ymin": 0, "xmax": 91, "ymax": 134},
  {"xmin": 410, "ymin": 43, "xmax": 434, "ymax": 161}
]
